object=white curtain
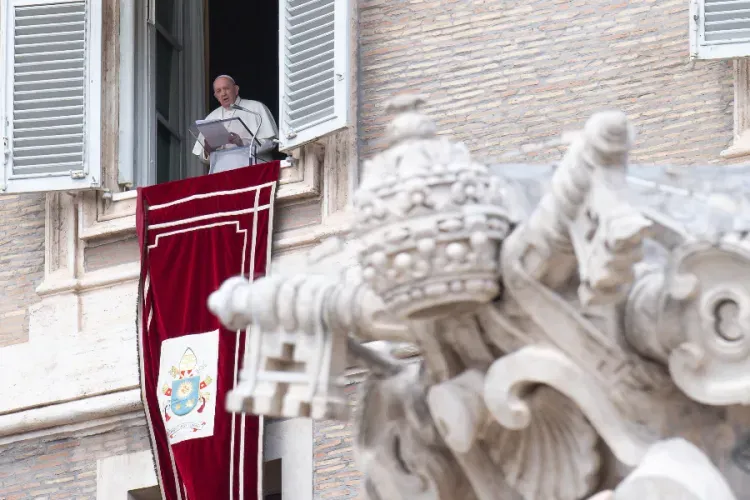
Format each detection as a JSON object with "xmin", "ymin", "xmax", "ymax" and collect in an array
[{"xmin": 184, "ymin": 0, "xmax": 207, "ymax": 178}]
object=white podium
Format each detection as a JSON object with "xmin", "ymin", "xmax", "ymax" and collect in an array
[{"xmin": 209, "ymin": 146, "xmax": 255, "ymax": 174}]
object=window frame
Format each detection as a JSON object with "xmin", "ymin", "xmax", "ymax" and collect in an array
[
  {"xmin": 119, "ymin": 0, "xmax": 204, "ymax": 188},
  {"xmin": 152, "ymin": 0, "xmax": 186, "ymax": 185},
  {"xmin": 690, "ymin": 0, "xmax": 750, "ymax": 60},
  {"xmin": 0, "ymin": 0, "xmax": 103, "ymax": 193},
  {"xmin": 277, "ymin": 0, "xmax": 351, "ymax": 151}
]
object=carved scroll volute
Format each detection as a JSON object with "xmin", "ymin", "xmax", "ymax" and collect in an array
[{"xmin": 665, "ymin": 241, "xmax": 750, "ymax": 406}]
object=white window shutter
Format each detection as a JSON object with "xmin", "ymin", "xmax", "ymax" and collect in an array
[
  {"xmin": 691, "ymin": 0, "xmax": 750, "ymax": 59},
  {"xmin": 0, "ymin": 0, "xmax": 102, "ymax": 193},
  {"xmin": 278, "ymin": 0, "xmax": 350, "ymax": 151}
]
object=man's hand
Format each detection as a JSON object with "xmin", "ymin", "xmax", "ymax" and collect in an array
[
  {"xmin": 228, "ymin": 133, "xmax": 243, "ymax": 147},
  {"xmin": 256, "ymin": 139, "xmax": 277, "ymax": 155}
]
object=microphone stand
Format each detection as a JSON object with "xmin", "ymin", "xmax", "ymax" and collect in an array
[
  {"xmin": 230, "ymin": 103, "xmax": 263, "ymax": 148},
  {"xmin": 230, "ymin": 103, "xmax": 280, "ymax": 165}
]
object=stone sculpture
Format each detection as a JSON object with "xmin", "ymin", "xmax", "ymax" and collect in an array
[{"xmin": 209, "ymin": 94, "xmax": 747, "ymax": 499}]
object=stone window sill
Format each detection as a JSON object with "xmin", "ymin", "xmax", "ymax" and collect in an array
[
  {"xmin": 721, "ymin": 131, "xmax": 750, "ymax": 159},
  {"xmin": 81, "ymin": 151, "xmax": 318, "ymax": 242}
]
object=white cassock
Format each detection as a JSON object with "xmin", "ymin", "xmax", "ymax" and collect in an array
[{"xmin": 192, "ymin": 96, "xmax": 278, "ymax": 163}]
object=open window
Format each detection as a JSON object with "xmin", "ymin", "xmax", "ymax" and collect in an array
[
  {"xmin": 129, "ymin": 0, "xmax": 207, "ymax": 186},
  {"xmin": 0, "ymin": 0, "xmax": 351, "ymax": 194},
  {"xmin": 121, "ymin": 0, "xmax": 350, "ymax": 188},
  {"xmin": 0, "ymin": 0, "xmax": 103, "ymax": 193}
]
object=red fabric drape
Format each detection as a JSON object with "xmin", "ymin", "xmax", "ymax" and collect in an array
[{"xmin": 137, "ymin": 162, "xmax": 280, "ymax": 500}]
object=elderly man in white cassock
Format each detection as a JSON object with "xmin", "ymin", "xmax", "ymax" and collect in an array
[{"xmin": 192, "ymin": 75, "xmax": 279, "ymax": 164}]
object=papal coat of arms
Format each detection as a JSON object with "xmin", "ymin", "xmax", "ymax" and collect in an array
[
  {"xmin": 162, "ymin": 347, "xmax": 212, "ymax": 419},
  {"xmin": 157, "ymin": 331, "xmax": 220, "ymax": 444}
]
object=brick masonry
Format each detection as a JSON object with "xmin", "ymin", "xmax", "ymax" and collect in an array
[
  {"xmin": 0, "ymin": 193, "xmax": 45, "ymax": 348},
  {"xmin": 0, "ymin": 418, "xmax": 152, "ymax": 500},
  {"xmin": 358, "ymin": 0, "xmax": 738, "ymax": 165},
  {"xmin": 313, "ymin": 383, "xmax": 362, "ymax": 500}
]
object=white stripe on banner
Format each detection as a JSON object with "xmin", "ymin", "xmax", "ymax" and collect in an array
[
  {"xmin": 256, "ymin": 179, "xmax": 277, "ymax": 500},
  {"xmin": 168, "ymin": 432, "xmax": 183, "ymax": 499},
  {"xmin": 138, "ymin": 270, "xmax": 169, "ymax": 500},
  {"xmin": 229, "ymin": 336, "xmax": 240, "ymax": 497},
  {"xmin": 240, "ymin": 183, "xmax": 263, "ymax": 499},
  {"xmin": 232, "ymin": 185, "xmax": 262, "ymax": 500},
  {"xmin": 148, "ymin": 222, "xmax": 248, "ymax": 251},
  {"xmin": 148, "ymin": 205, "xmax": 272, "ymax": 231},
  {"xmin": 147, "ymin": 181, "xmax": 276, "ymax": 211}
]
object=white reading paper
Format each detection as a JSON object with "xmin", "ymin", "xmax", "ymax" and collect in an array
[{"xmin": 194, "ymin": 118, "xmax": 236, "ymax": 149}]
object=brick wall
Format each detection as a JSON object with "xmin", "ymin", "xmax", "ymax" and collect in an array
[
  {"xmin": 359, "ymin": 0, "xmax": 736, "ymax": 165},
  {"xmin": 0, "ymin": 418, "xmax": 152, "ymax": 499},
  {"xmin": 0, "ymin": 193, "xmax": 45, "ymax": 348},
  {"xmin": 313, "ymin": 383, "xmax": 361, "ymax": 500}
]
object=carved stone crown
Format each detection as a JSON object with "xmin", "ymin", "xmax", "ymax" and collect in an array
[{"xmin": 352, "ymin": 95, "xmax": 514, "ymax": 319}]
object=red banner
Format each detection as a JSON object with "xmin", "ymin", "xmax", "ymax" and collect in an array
[{"xmin": 137, "ymin": 162, "xmax": 280, "ymax": 500}]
